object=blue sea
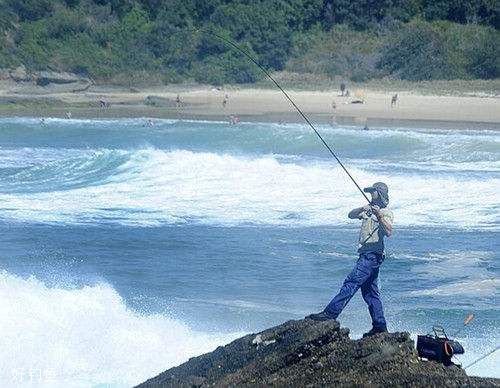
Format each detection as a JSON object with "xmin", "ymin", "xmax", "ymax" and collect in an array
[{"xmin": 0, "ymin": 117, "xmax": 498, "ymax": 386}]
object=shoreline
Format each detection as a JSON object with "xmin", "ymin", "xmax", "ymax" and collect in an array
[
  {"xmin": 1, "ymin": 85, "xmax": 499, "ymax": 131},
  {"xmin": 1, "ymin": 108, "xmax": 498, "ymax": 131}
]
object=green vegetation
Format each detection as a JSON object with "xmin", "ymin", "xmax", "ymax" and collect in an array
[{"xmin": 0, "ymin": 0, "xmax": 498, "ymax": 85}]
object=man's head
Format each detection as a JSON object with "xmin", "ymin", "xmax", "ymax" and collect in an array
[{"xmin": 364, "ymin": 182, "xmax": 389, "ymax": 208}]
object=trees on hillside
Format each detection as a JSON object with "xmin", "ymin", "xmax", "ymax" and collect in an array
[{"xmin": 0, "ymin": 0, "xmax": 498, "ymax": 83}]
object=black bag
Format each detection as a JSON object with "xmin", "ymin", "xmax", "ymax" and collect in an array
[{"xmin": 417, "ymin": 326, "xmax": 464, "ymax": 366}]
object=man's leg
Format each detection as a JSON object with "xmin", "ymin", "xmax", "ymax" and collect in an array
[
  {"xmin": 323, "ymin": 255, "xmax": 372, "ymax": 318},
  {"xmin": 361, "ymin": 261, "xmax": 387, "ymax": 330}
]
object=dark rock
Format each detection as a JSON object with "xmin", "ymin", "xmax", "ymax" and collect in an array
[
  {"xmin": 137, "ymin": 319, "xmax": 499, "ymax": 387},
  {"xmin": 0, "ymin": 67, "xmax": 91, "ymax": 90},
  {"xmin": 35, "ymin": 71, "xmax": 86, "ymax": 86}
]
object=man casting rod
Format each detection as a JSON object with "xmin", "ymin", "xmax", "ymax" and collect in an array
[{"xmin": 210, "ymin": 31, "xmax": 393, "ymax": 337}]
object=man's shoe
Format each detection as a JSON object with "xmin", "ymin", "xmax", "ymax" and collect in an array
[
  {"xmin": 362, "ymin": 326, "xmax": 388, "ymax": 338},
  {"xmin": 306, "ymin": 311, "xmax": 336, "ymax": 321}
]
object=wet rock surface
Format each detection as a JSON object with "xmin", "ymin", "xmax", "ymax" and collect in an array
[{"xmin": 137, "ymin": 319, "xmax": 499, "ymax": 387}]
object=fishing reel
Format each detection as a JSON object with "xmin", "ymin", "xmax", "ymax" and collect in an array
[{"xmin": 417, "ymin": 325, "xmax": 465, "ymax": 366}]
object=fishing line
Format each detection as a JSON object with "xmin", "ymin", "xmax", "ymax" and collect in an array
[
  {"xmin": 209, "ymin": 31, "xmax": 371, "ymax": 204},
  {"xmin": 464, "ymin": 345, "xmax": 499, "ymax": 369}
]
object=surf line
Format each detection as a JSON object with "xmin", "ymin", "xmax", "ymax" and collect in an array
[{"xmin": 210, "ymin": 31, "xmax": 371, "ymax": 204}]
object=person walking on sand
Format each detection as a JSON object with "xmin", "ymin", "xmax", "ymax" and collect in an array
[
  {"xmin": 176, "ymin": 94, "xmax": 181, "ymax": 108},
  {"xmin": 222, "ymin": 93, "xmax": 229, "ymax": 108},
  {"xmin": 391, "ymin": 93, "xmax": 398, "ymax": 107},
  {"xmin": 307, "ymin": 182, "xmax": 393, "ymax": 337}
]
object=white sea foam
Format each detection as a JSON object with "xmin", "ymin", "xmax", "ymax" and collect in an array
[
  {"xmin": 409, "ymin": 278, "xmax": 499, "ymax": 297},
  {"xmin": 0, "ymin": 271, "xmax": 239, "ymax": 387},
  {"xmin": 409, "ymin": 251, "xmax": 494, "ymax": 279},
  {"xmin": 0, "ymin": 148, "xmax": 498, "ymax": 228}
]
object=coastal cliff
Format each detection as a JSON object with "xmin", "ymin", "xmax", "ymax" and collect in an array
[{"xmin": 137, "ymin": 319, "xmax": 498, "ymax": 387}]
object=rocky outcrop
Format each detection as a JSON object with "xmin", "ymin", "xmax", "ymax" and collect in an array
[
  {"xmin": 0, "ymin": 66, "xmax": 91, "ymax": 92},
  {"xmin": 0, "ymin": 66, "xmax": 31, "ymax": 82},
  {"xmin": 34, "ymin": 70, "xmax": 87, "ymax": 86},
  {"xmin": 137, "ymin": 319, "xmax": 499, "ymax": 387}
]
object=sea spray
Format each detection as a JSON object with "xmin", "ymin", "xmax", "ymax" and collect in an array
[{"xmin": 0, "ymin": 271, "xmax": 240, "ymax": 387}]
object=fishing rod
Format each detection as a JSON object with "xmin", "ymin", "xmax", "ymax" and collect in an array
[{"xmin": 209, "ymin": 31, "xmax": 371, "ymax": 204}]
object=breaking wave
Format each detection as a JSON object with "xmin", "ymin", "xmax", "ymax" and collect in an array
[
  {"xmin": 0, "ymin": 270, "xmax": 239, "ymax": 387},
  {"xmin": 0, "ymin": 148, "xmax": 497, "ymax": 229}
]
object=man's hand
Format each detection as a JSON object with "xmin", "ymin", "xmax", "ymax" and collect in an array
[
  {"xmin": 370, "ymin": 204, "xmax": 381, "ymax": 216},
  {"xmin": 349, "ymin": 205, "xmax": 371, "ymax": 219}
]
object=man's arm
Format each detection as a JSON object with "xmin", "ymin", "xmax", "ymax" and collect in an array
[
  {"xmin": 348, "ymin": 205, "xmax": 370, "ymax": 219},
  {"xmin": 371, "ymin": 206, "xmax": 393, "ymax": 237}
]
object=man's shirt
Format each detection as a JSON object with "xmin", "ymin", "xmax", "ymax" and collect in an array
[{"xmin": 357, "ymin": 208, "xmax": 394, "ymax": 254}]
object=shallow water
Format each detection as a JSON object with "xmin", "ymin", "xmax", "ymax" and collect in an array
[{"xmin": 0, "ymin": 117, "xmax": 498, "ymax": 386}]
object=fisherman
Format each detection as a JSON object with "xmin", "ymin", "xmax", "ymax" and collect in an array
[{"xmin": 307, "ymin": 182, "xmax": 393, "ymax": 337}]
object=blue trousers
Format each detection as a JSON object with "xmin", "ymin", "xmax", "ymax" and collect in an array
[{"xmin": 324, "ymin": 252, "xmax": 387, "ymax": 329}]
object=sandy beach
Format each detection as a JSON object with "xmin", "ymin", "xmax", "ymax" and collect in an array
[{"xmin": 1, "ymin": 83, "xmax": 499, "ymax": 129}]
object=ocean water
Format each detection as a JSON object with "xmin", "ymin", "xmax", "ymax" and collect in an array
[{"xmin": 0, "ymin": 117, "xmax": 498, "ymax": 387}]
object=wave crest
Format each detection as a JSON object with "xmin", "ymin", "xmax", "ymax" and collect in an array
[{"xmin": 0, "ymin": 148, "xmax": 497, "ymax": 229}]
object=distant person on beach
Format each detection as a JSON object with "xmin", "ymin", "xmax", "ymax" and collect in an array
[
  {"xmin": 222, "ymin": 93, "xmax": 229, "ymax": 108},
  {"xmin": 176, "ymin": 94, "xmax": 181, "ymax": 107},
  {"xmin": 307, "ymin": 182, "xmax": 393, "ymax": 337},
  {"xmin": 363, "ymin": 124, "xmax": 369, "ymax": 131},
  {"xmin": 65, "ymin": 111, "xmax": 72, "ymax": 119},
  {"xmin": 340, "ymin": 83, "xmax": 346, "ymax": 96},
  {"xmin": 39, "ymin": 118, "xmax": 46, "ymax": 126},
  {"xmin": 229, "ymin": 115, "xmax": 239, "ymax": 125},
  {"xmin": 391, "ymin": 93, "xmax": 398, "ymax": 107},
  {"xmin": 99, "ymin": 99, "xmax": 109, "ymax": 108},
  {"xmin": 331, "ymin": 115, "xmax": 337, "ymax": 126},
  {"xmin": 332, "ymin": 100, "xmax": 337, "ymax": 110}
]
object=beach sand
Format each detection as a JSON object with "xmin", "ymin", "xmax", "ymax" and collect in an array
[{"xmin": 0, "ymin": 83, "xmax": 499, "ymax": 129}]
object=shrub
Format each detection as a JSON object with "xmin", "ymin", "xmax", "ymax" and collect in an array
[
  {"xmin": 378, "ymin": 20, "xmax": 499, "ymax": 80},
  {"xmin": 5, "ymin": 0, "xmax": 55, "ymax": 21},
  {"xmin": 378, "ymin": 21, "xmax": 456, "ymax": 80},
  {"xmin": 287, "ymin": 25, "xmax": 382, "ymax": 81}
]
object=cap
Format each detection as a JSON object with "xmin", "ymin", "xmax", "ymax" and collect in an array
[{"xmin": 363, "ymin": 182, "xmax": 389, "ymax": 206}]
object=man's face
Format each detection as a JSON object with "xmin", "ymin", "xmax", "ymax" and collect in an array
[{"xmin": 370, "ymin": 190, "xmax": 379, "ymax": 203}]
